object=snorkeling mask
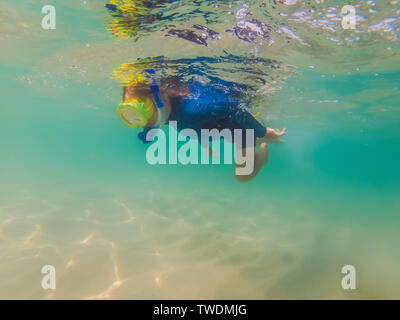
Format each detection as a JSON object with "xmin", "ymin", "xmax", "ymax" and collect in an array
[
  {"xmin": 116, "ymin": 83, "xmax": 166, "ymax": 129},
  {"xmin": 116, "ymin": 97, "xmax": 154, "ymax": 129}
]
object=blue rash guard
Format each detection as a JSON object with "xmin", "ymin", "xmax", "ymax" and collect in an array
[{"xmin": 168, "ymin": 79, "xmax": 266, "ymax": 148}]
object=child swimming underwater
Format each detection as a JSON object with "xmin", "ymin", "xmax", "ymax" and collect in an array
[
  {"xmin": 106, "ymin": 1, "xmax": 286, "ymax": 181},
  {"xmin": 116, "ymin": 74, "xmax": 286, "ymax": 182}
]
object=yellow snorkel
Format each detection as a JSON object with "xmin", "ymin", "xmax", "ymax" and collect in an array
[{"xmin": 116, "ymin": 97, "xmax": 155, "ymax": 129}]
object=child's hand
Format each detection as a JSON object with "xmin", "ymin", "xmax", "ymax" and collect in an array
[{"xmin": 265, "ymin": 127, "xmax": 287, "ymax": 139}]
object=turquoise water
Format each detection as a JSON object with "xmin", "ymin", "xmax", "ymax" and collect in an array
[{"xmin": 1, "ymin": 0, "xmax": 400, "ymax": 299}]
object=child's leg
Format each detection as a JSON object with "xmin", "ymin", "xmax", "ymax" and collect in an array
[{"xmin": 234, "ymin": 143, "xmax": 269, "ymax": 182}]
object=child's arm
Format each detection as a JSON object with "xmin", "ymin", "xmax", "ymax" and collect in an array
[{"xmin": 227, "ymin": 107, "xmax": 286, "ymax": 141}]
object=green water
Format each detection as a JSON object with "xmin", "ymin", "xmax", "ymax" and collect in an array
[{"xmin": 1, "ymin": 0, "xmax": 400, "ymax": 299}]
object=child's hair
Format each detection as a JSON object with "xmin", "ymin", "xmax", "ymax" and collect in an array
[{"xmin": 123, "ymin": 85, "xmax": 152, "ymax": 101}]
